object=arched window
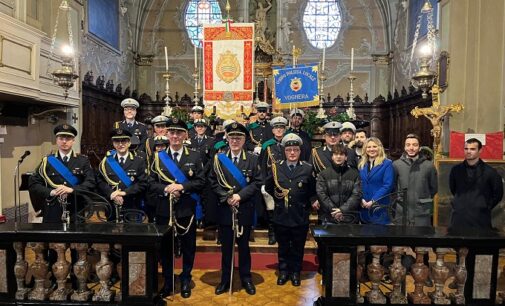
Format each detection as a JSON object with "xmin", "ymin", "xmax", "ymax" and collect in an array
[
  {"xmin": 303, "ymin": 0, "xmax": 342, "ymax": 49},
  {"xmin": 185, "ymin": 0, "xmax": 223, "ymax": 48}
]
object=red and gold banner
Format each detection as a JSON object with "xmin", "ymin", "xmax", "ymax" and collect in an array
[{"xmin": 203, "ymin": 24, "xmax": 255, "ymax": 120}]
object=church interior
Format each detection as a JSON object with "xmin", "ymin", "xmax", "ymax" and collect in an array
[{"xmin": 0, "ymin": 0, "xmax": 505, "ymax": 305}]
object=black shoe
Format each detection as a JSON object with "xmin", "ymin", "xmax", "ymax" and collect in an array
[
  {"xmin": 291, "ymin": 272, "xmax": 301, "ymax": 286},
  {"xmin": 181, "ymin": 281, "xmax": 191, "ymax": 298},
  {"xmin": 153, "ymin": 285, "xmax": 172, "ymax": 305},
  {"xmin": 277, "ymin": 272, "xmax": 289, "ymax": 285},
  {"xmin": 242, "ymin": 280, "xmax": 256, "ymax": 295},
  {"xmin": 215, "ymin": 282, "xmax": 230, "ymax": 295},
  {"xmin": 249, "ymin": 229, "xmax": 255, "ymax": 242},
  {"xmin": 268, "ymin": 234, "xmax": 276, "ymax": 245}
]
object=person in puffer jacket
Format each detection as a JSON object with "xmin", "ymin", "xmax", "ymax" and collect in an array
[{"xmin": 316, "ymin": 143, "xmax": 362, "ymax": 224}]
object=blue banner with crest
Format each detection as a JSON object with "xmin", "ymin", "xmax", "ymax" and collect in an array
[{"xmin": 273, "ymin": 64, "xmax": 320, "ymax": 109}]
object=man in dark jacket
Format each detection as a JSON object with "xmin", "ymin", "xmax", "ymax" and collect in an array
[
  {"xmin": 265, "ymin": 133, "xmax": 316, "ymax": 287},
  {"xmin": 209, "ymin": 122, "xmax": 262, "ymax": 296},
  {"xmin": 393, "ymin": 133, "xmax": 437, "ymax": 226},
  {"xmin": 287, "ymin": 109, "xmax": 312, "ymax": 161},
  {"xmin": 449, "ymin": 138, "xmax": 503, "ymax": 231},
  {"xmin": 316, "ymin": 143, "xmax": 362, "ymax": 224}
]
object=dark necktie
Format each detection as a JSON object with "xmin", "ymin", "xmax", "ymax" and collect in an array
[
  {"xmin": 198, "ymin": 138, "xmax": 202, "ymax": 145},
  {"xmin": 173, "ymin": 152, "xmax": 179, "ymax": 162},
  {"xmin": 119, "ymin": 157, "xmax": 125, "ymax": 165},
  {"xmin": 127, "ymin": 123, "xmax": 133, "ymax": 128},
  {"xmin": 233, "ymin": 157, "xmax": 238, "ymax": 165},
  {"xmin": 62, "ymin": 156, "xmax": 68, "ymax": 163},
  {"xmin": 289, "ymin": 164, "xmax": 295, "ymax": 171}
]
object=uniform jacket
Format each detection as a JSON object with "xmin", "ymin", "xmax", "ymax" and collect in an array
[
  {"xmin": 114, "ymin": 120, "xmax": 148, "ymax": 152},
  {"xmin": 258, "ymin": 138, "xmax": 284, "ymax": 181},
  {"xmin": 188, "ymin": 134, "xmax": 215, "ymax": 167},
  {"xmin": 28, "ymin": 151, "xmax": 96, "ymax": 222},
  {"xmin": 265, "ymin": 160, "xmax": 316, "ymax": 227},
  {"xmin": 392, "ymin": 153, "xmax": 437, "ymax": 226},
  {"xmin": 359, "ymin": 158, "xmax": 395, "ymax": 224},
  {"xmin": 316, "ymin": 162, "xmax": 362, "ymax": 223},
  {"xmin": 449, "ymin": 159, "xmax": 503, "ymax": 231},
  {"xmin": 148, "ymin": 147, "xmax": 205, "ymax": 218},
  {"xmin": 249, "ymin": 120, "xmax": 273, "ymax": 146},
  {"xmin": 287, "ymin": 128, "xmax": 312, "ymax": 161},
  {"xmin": 96, "ymin": 151, "xmax": 148, "ymax": 210},
  {"xmin": 309, "ymin": 145, "xmax": 358, "ymax": 176},
  {"xmin": 209, "ymin": 150, "xmax": 261, "ymax": 226}
]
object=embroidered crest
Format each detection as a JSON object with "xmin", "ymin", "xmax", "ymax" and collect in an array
[
  {"xmin": 216, "ymin": 50, "xmax": 241, "ymax": 83},
  {"xmin": 290, "ymin": 77, "xmax": 302, "ymax": 92}
]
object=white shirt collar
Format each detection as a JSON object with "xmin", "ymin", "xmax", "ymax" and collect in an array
[
  {"xmin": 59, "ymin": 150, "xmax": 72, "ymax": 160},
  {"xmin": 170, "ymin": 147, "xmax": 184, "ymax": 160},
  {"xmin": 231, "ymin": 151, "xmax": 242, "ymax": 160}
]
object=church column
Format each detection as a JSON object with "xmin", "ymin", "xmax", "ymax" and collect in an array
[
  {"xmin": 371, "ymin": 54, "xmax": 391, "ymax": 99},
  {"xmin": 237, "ymin": 0, "xmax": 249, "ymax": 22}
]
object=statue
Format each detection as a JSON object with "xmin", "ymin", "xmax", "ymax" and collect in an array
[
  {"xmin": 280, "ymin": 17, "xmax": 292, "ymax": 48},
  {"xmin": 411, "ymin": 84, "xmax": 463, "ymax": 159},
  {"xmin": 255, "ymin": 0, "xmax": 272, "ymax": 42}
]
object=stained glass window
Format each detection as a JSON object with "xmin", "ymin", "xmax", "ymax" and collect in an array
[
  {"xmin": 185, "ymin": 0, "xmax": 223, "ymax": 48},
  {"xmin": 303, "ymin": 0, "xmax": 342, "ymax": 49}
]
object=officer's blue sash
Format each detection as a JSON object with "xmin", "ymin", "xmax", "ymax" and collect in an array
[
  {"xmin": 158, "ymin": 150, "xmax": 203, "ymax": 219},
  {"xmin": 217, "ymin": 153, "xmax": 256, "ymax": 225},
  {"xmin": 47, "ymin": 155, "xmax": 79, "ymax": 187},
  {"xmin": 106, "ymin": 151, "xmax": 132, "ymax": 188},
  {"xmin": 217, "ymin": 153, "xmax": 247, "ymax": 188}
]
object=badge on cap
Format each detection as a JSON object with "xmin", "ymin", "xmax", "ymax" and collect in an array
[
  {"xmin": 232, "ymin": 122, "xmax": 238, "ymax": 129},
  {"xmin": 117, "ymin": 129, "xmax": 123, "ymax": 134},
  {"xmin": 63, "ymin": 124, "xmax": 69, "ymax": 129},
  {"xmin": 173, "ymin": 118, "xmax": 179, "ymax": 124}
]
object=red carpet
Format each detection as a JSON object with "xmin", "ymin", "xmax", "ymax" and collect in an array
[{"xmin": 175, "ymin": 252, "xmax": 318, "ymax": 271}]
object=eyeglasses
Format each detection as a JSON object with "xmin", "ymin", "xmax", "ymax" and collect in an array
[
  {"xmin": 285, "ymin": 147, "xmax": 301, "ymax": 152},
  {"xmin": 113, "ymin": 139, "xmax": 130, "ymax": 144},
  {"xmin": 228, "ymin": 137, "xmax": 244, "ymax": 142},
  {"xmin": 257, "ymin": 109, "xmax": 267, "ymax": 113}
]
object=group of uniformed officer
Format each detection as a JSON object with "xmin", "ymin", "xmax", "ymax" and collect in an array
[{"xmin": 28, "ymin": 97, "xmax": 362, "ymax": 301}]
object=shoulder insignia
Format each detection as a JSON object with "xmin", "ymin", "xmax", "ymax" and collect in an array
[
  {"xmin": 247, "ymin": 122, "xmax": 260, "ymax": 131},
  {"xmin": 114, "ymin": 121, "xmax": 120, "ymax": 129},
  {"xmin": 280, "ymin": 160, "xmax": 285, "ymax": 165},
  {"xmin": 262, "ymin": 138, "xmax": 276, "ymax": 150}
]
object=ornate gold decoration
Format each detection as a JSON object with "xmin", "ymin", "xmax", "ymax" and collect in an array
[
  {"xmin": 411, "ymin": 84, "xmax": 463, "ymax": 159},
  {"xmin": 216, "ymin": 51, "xmax": 241, "ymax": 83}
]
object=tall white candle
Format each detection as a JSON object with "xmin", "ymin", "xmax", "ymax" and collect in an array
[
  {"xmin": 322, "ymin": 47, "xmax": 326, "ymax": 71},
  {"xmin": 194, "ymin": 44, "xmax": 198, "ymax": 69},
  {"xmin": 292, "ymin": 45, "xmax": 296, "ymax": 66},
  {"xmin": 350, "ymin": 47, "xmax": 354, "ymax": 71},
  {"xmin": 164, "ymin": 46, "xmax": 169, "ymax": 71}
]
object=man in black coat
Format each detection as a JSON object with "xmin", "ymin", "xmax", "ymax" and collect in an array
[
  {"xmin": 248, "ymin": 102, "xmax": 273, "ymax": 154},
  {"xmin": 209, "ymin": 122, "xmax": 262, "ymax": 296},
  {"xmin": 149, "ymin": 117, "xmax": 205, "ymax": 299},
  {"xmin": 265, "ymin": 133, "xmax": 316, "ymax": 287},
  {"xmin": 96, "ymin": 129, "xmax": 148, "ymax": 222},
  {"xmin": 114, "ymin": 98, "xmax": 148, "ymax": 152},
  {"xmin": 449, "ymin": 138, "xmax": 503, "ymax": 231},
  {"xmin": 29, "ymin": 124, "xmax": 96, "ymax": 223}
]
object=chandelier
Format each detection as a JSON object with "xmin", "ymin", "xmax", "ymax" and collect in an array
[
  {"xmin": 48, "ymin": 0, "xmax": 78, "ymax": 99},
  {"xmin": 410, "ymin": 0, "xmax": 438, "ymax": 99}
]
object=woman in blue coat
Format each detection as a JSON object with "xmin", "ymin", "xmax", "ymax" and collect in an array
[{"xmin": 358, "ymin": 137, "xmax": 395, "ymax": 224}]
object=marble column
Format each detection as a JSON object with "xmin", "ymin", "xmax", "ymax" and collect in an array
[
  {"xmin": 70, "ymin": 243, "xmax": 92, "ymax": 302},
  {"xmin": 408, "ymin": 247, "xmax": 431, "ymax": 304},
  {"xmin": 389, "ymin": 246, "xmax": 407, "ymax": 304},
  {"xmin": 430, "ymin": 248, "xmax": 451, "ymax": 304},
  {"xmin": 450, "ymin": 248, "xmax": 468, "ymax": 305},
  {"xmin": 27, "ymin": 242, "xmax": 49, "ymax": 301},
  {"xmin": 49, "ymin": 243, "xmax": 72, "ymax": 301},
  {"xmin": 13, "ymin": 242, "xmax": 29, "ymax": 300},
  {"xmin": 92, "ymin": 243, "xmax": 114, "ymax": 302},
  {"xmin": 366, "ymin": 245, "xmax": 388, "ymax": 304}
]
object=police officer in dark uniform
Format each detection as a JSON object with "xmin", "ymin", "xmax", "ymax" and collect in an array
[
  {"xmin": 310, "ymin": 121, "xmax": 358, "ymax": 176},
  {"xmin": 96, "ymin": 129, "xmax": 148, "ymax": 222},
  {"xmin": 188, "ymin": 106, "xmax": 212, "ymax": 138},
  {"xmin": 258, "ymin": 116, "xmax": 288, "ymax": 245},
  {"xmin": 29, "ymin": 124, "xmax": 96, "ymax": 223},
  {"xmin": 188, "ymin": 119, "xmax": 214, "ymax": 166},
  {"xmin": 149, "ymin": 117, "xmax": 205, "ymax": 299},
  {"xmin": 248, "ymin": 102, "xmax": 273, "ymax": 154},
  {"xmin": 145, "ymin": 115, "xmax": 169, "ymax": 163},
  {"xmin": 114, "ymin": 98, "xmax": 148, "ymax": 152},
  {"xmin": 265, "ymin": 133, "xmax": 316, "ymax": 287},
  {"xmin": 209, "ymin": 122, "xmax": 262, "ymax": 296},
  {"xmin": 287, "ymin": 109, "xmax": 312, "ymax": 161}
]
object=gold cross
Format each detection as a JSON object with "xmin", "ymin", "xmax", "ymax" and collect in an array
[{"xmin": 411, "ymin": 84, "xmax": 463, "ymax": 159}]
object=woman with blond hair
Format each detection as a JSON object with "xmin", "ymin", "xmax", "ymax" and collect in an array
[{"xmin": 358, "ymin": 137, "xmax": 395, "ymax": 224}]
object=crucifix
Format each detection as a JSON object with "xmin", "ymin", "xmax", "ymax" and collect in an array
[
  {"xmin": 411, "ymin": 84, "xmax": 463, "ymax": 159},
  {"xmin": 71, "ymin": 113, "xmax": 78, "ymax": 124}
]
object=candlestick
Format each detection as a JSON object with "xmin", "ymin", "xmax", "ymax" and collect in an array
[
  {"xmin": 350, "ymin": 47, "xmax": 354, "ymax": 71},
  {"xmin": 194, "ymin": 44, "xmax": 197, "ymax": 69},
  {"xmin": 164, "ymin": 46, "xmax": 169, "ymax": 71},
  {"xmin": 292, "ymin": 45, "xmax": 296, "ymax": 66},
  {"xmin": 322, "ymin": 47, "xmax": 326, "ymax": 71}
]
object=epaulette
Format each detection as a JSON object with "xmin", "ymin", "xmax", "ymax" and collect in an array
[
  {"xmin": 261, "ymin": 138, "xmax": 276, "ymax": 150},
  {"xmin": 114, "ymin": 121, "xmax": 120, "ymax": 129},
  {"xmin": 279, "ymin": 160, "xmax": 285, "ymax": 165},
  {"xmin": 214, "ymin": 140, "xmax": 227, "ymax": 150},
  {"xmin": 137, "ymin": 121, "xmax": 146, "ymax": 126},
  {"xmin": 247, "ymin": 122, "xmax": 260, "ymax": 131},
  {"xmin": 187, "ymin": 122, "xmax": 194, "ymax": 129}
]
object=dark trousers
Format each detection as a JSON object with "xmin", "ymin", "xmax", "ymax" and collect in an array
[
  {"xmin": 219, "ymin": 225, "xmax": 252, "ymax": 283},
  {"xmin": 275, "ymin": 223, "xmax": 308, "ymax": 273},
  {"xmin": 156, "ymin": 215, "xmax": 196, "ymax": 287}
]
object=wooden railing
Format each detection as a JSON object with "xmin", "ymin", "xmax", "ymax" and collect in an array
[
  {"xmin": 312, "ymin": 224, "xmax": 505, "ymax": 306},
  {"xmin": 0, "ymin": 222, "xmax": 166, "ymax": 305}
]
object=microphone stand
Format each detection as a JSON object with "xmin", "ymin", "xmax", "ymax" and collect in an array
[{"xmin": 13, "ymin": 160, "xmax": 22, "ymax": 231}]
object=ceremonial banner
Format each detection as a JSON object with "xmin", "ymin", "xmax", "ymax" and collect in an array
[
  {"xmin": 449, "ymin": 131, "xmax": 503, "ymax": 159},
  {"xmin": 273, "ymin": 64, "xmax": 320, "ymax": 110},
  {"xmin": 203, "ymin": 23, "xmax": 254, "ymax": 120}
]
